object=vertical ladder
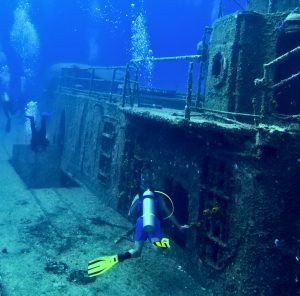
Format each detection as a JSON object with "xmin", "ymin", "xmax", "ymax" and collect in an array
[{"xmin": 98, "ymin": 116, "xmax": 116, "ymax": 185}]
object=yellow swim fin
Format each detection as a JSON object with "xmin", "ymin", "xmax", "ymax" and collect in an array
[
  {"xmin": 87, "ymin": 255, "xmax": 119, "ymax": 277},
  {"xmin": 153, "ymin": 237, "xmax": 171, "ymax": 249}
]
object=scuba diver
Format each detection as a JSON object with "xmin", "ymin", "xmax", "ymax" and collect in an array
[
  {"xmin": 2, "ymin": 91, "xmax": 13, "ymax": 132},
  {"xmin": 25, "ymin": 114, "xmax": 49, "ymax": 152},
  {"xmin": 88, "ymin": 170, "xmax": 189, "ymax": 277}
]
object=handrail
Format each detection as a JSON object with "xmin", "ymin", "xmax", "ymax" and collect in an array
[
  {"xmin": 264, "ymin": 45, "xmax": 300, "ymax": 68},
  {"xmin": 192, "ymin": 107, "xmax": 262, "ymax": 118},
  {"xmin": 254, "ymin": 45, "xmax": 300, "ymax": 117},
  {"xmin": 272, "ymin": 70, "xmax": 300, "ymax": 90},
  {"xmin": 255, "ymin": 45, "xmax": 300, "ymax": 88},
  {"xmin": 59, "ymin": 55, "xmax": 203, "ymax": 108},
  {"xmin": 61, "ymin": 65, "xmax": 128, "ymax": 71},
  {"xmin": 130, "ymin": 54, "xmax": 201, "ymax": 64}
]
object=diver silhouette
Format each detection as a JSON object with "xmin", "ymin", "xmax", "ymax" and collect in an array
[
  {"xmin": 2, "ymin": 92, "xmax": 13, "ymax": 132},
  {"xmin": 25, "ymin": 115, "xmax": 49, "ymax": 152}
]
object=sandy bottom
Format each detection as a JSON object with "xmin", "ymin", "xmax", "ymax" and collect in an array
[{"xmin": 0, "ymin": 115, "xmax": 208, "ymax": 296}]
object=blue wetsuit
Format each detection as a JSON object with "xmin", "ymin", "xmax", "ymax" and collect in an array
[{"xmin": 131, "ymin": 195, "xmax": 162, "ymax": 241}]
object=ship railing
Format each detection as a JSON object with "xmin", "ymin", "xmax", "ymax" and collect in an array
[
  {"xmin": 125, "ymin": 54, "xmax": 203, "ymax": 114},
  {"xmin": 58, "ymin": 59, "xmax": 199, "ymax": 113},
  {"xmin": 124, "ymin": 27, "xmax": 212, "ymax": 118},
  {"xmin": 254, "ymin": 45, "xmax": 300, "ymax": 117},
  {"xmin": 59, "ymin": 64, "xmax": 139, "ymax": 104},
  {"xmin": 58, "ymin": 54, "xmax": 215, "ymax": 122},
  {"xmin": 57, "ymin": 57, "xmax": 258, "ymax": 127}
]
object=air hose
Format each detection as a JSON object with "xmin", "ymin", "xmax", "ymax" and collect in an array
[{"xmin": 154, "ymin": 190, "xmax": 175, "ymax": 220}]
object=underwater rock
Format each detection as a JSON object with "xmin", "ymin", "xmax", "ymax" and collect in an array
[
  {"xmin": 68, "ymin": 270, "xmax": 96, "ymax": 285},
  {"xmin": 44, "ymin": 261, "xmax": 68, "ymax": 275}
]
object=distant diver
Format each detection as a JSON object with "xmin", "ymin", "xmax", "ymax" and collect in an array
[
  {"xmin": 2, "ymin": 91, "xmax": 13, "ymax": 132},
  {"xmin": 87, "ymin": 169, "xmax": 189, "ymax": 277},
  {"xmin": 25, "ymin": 113, "xmax": 50, "ymax": 152}
]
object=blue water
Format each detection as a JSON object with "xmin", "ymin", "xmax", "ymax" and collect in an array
[{"xmin": 0, "ymin": 0, "xmax": 247, "ymax": 101}]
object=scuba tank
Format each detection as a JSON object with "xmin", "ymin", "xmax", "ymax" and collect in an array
[{"xmin": 142, "ymin": 189, "xmax": 155, "ymax": 232}]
